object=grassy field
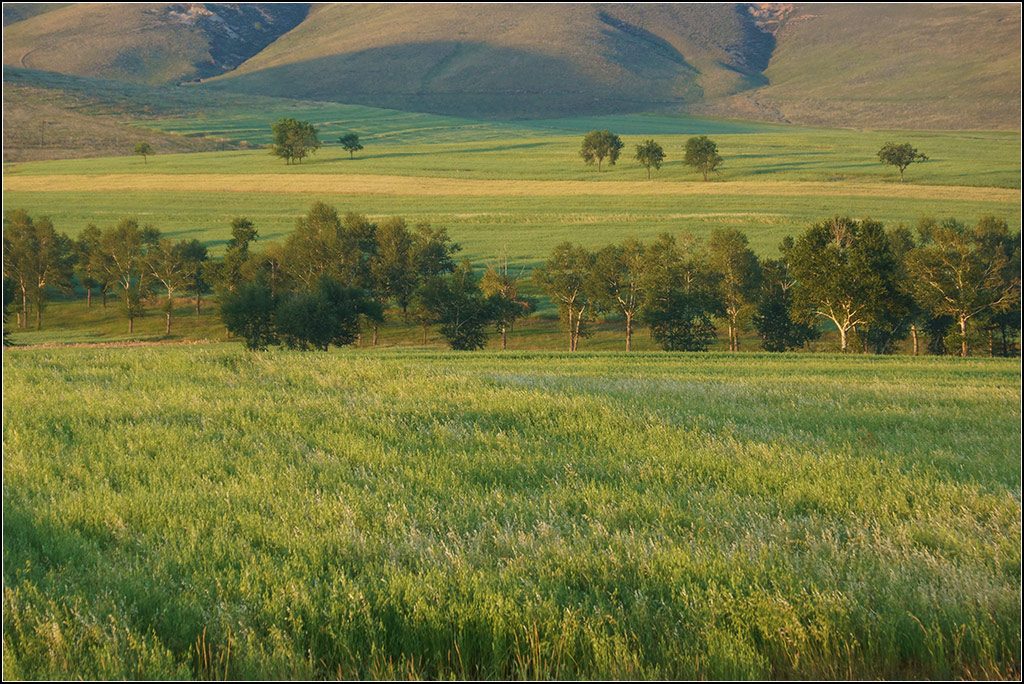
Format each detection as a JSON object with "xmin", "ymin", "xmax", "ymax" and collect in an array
[
  {"xmin": 2, "ymin": 348, "xmax": 1020, "ymax": 679},
  {"xmin": 3, "ymin": 118, "xmax": 1020, "ymax": 269}
]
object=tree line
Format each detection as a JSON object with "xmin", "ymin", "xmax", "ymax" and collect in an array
[
  {"xmin": 3, "ymin": 206, "xmax": 1020, "ymax": 356},
  {"xmin": 531, "ymin": 215, "xmax": 1020, "ymax": 356}
]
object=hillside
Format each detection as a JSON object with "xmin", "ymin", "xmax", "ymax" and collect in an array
[
  {"xmin": 2, "ymin": 3, "xmax": 1020, "ymax": 133},
  {"xmin": 2, "ymin": 3, "xmax": 308, "ymax": 85}
]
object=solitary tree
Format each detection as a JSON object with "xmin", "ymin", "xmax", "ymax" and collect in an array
[
  {"xmin": 634, "ymin": 139, "xmax": 665, "ymax": 180},
  {"xmin": 877, "ymin": 142, "xmax": 927, "ymax": 182},
  {"xmin": 338, "ymin": 133, "xmax": 363, "ymax": 159},
  {"xmin": 134, "ymin": 142, "xmax": 153, "ymax": 164},
  {"xmin": 271, "ymin": 118, "xmax": 320, "ymax": 164},
  {"xmin": 579, "ymin": 130, "xmax": 624, "ymax": 172},
  {"xmin": 683, "ymin": 135, "xmax": 723, "ymax": 181}
]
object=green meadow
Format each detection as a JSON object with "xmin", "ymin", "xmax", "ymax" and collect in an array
[
  {"xmin": 3, "ymin": 348, "xmax": 1020, "ymax": 679},
  {"xmin": 2, "ymin": 112, "xmax": 1020, "ymax": 272}
]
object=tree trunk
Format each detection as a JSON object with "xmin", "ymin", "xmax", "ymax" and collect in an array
[
  {"xmin": 373, "ymin": 323, "xmax": 379, "ymax": 346},
  {"xmin": 35, "ymin": 306, "xmax": 41, "ymax": 330},
  {"xmin": 129, "ymin": 316, "xmax": 134, "ymax": 334},
  {"xmin": 839, "ymin": 326, "xmax": 848, "ymax": 353},
  {"xmin": 959, "ymin": 317, "xmax": 969, "ymax": 357},
  {"xmin": 911, "ymin": 324, "xmax": 919, "ymax": 356},
  {"xmin": 86, "ymin": 288, "xmax": 92, "ymax": 309},
  {"xmin": 102, "ymin": 290, "xmax": 108, "ymax": 309},
  {"xmin": 501, "ymin": 324, "xmax": 507, "ymax": 350},
  {"xmin": 195, "ymin": 293, "xmax": 201, "ymax": 316},
  {"xmin": 165, "ymin": 311, "xmax": 171, "ymax": 335},
  {"xmin": 625, "ymin": 313, "xmax": 632, "ymax": 352},
  {"xmin": 422, "ymin": 323, "xmax": 428, "ymax": 345}
]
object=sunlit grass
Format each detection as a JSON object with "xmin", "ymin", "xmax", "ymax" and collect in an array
[{"xmin": 2, "ymin": 348, "xmax": 1020, "ymax": 679}]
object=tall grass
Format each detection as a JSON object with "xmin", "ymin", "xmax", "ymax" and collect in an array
[{"xmin": 3, "ymin": 348, "xmax": 1020, "ymax": 679}]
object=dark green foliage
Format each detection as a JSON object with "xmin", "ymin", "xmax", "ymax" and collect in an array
[
  {"xmin": 219, "ymin": 217, "xmax": 258, "ymax": 294},
  {"xmin": 877, "ymin": 142, "xmax": 927, "ymax": 182},
  {"xmin": 640, "ymin": 233, "xmax": 722, "ymax": 352},
  {"xmin": 708, "ymin": 228, "xmax": 760, "ymax": 351},
  {"xmin": 788, "ymin": 216, "xmax": 902, "ymax": 353},
  {"xmin": 634, "ymin": 139, "xmax": 665, "ymax": 179},
  {"xmin": 220, "ymin": 279, "xmax": 277, "ymax": 351},
  {"xmin": 275, "ymin": 277, "xmax": 381, "ymax": 351},
  {"xmin": 683, "ymin": 135, "xmax": 723, "ymax": 181},
  {"xmin": 589, "ymin": 239, "xmax": 646, "ymax": 351},
  {"xmin": 644, "ymin": 288, "xmax": 718, "ymax": 351},
  {"xmin": 480, "ymin": 259, "xmax": 535, "ymax": 350},
  {"xmin": 96, "ymin": 217, "xmax": 160, "ymax": 333},
  {"xmin": 906, "ymin": 215, "xmax": 1021, "ymax": 356},
  {"xmin": 271, "ymin": 117, "xmax": 320, "ymax": 164},
  {"xmin": 579, "ymin": 130, "xmax": 624, "ymax": 172},
  {"xmin": 754, "ymin": 257, "xmax": 818, "ymax": 352},
  {"xmin": 338, "ymin": 132, "xmax": 363, "ymax": 159},
  {"xmin": 414, "ymin": 260, "xmax": 495, "ymax": 351}
]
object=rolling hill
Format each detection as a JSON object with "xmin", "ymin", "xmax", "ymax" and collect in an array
[{"xmin": 2, "ymin": 2, "xmax": 1020, "ymax": 135}]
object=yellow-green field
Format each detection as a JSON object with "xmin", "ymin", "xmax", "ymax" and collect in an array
[{"xmin": 3, "ymin": 348, "xmax": 1020, "ymax": 679}]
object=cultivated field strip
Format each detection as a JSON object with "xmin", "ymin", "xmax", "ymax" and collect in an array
[{"xmin": 5, "ymin": 173, "xmax": 1020, "ymax": 203}]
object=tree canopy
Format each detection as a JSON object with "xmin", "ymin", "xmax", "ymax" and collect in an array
[
  {"xmin": 133, "ymin": 142, "xmax": 153, "ymax": 163},
  {"xmin": 271, "ymin": 118, "xmax": 321, "ymax": 165},
  {"xmin": 634, "ymin": 139, "xmax": 665, "ymax": 180},
  {"xmin": 877, "ymin": 142, "xmax": 927, "ymax": 182},
  {"xmin": 579, "ymin": 130, "xmax": 624, "ymax": 172},
  {"xmin": 683, "ymin": 135, "xmax": 723, "ymax": 181},
  {"xmin": 338, "ymin": 133, "xmax": 363, "ymax": 159}
]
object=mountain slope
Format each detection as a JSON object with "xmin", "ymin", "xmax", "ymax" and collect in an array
[
  {"xmin": 2, "ymin": 3, "xmax": 309, "ymax": 85},
  {"xmin": 197, "ymin": 3, "xmax": 770, "ymax": 119}
]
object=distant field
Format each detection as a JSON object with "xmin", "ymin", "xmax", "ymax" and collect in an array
[
  {"xmin": 3, "ymin": 348, "xmax": 1019, "ymax": 680},
  {"xmin": 3, "ymin": 121, "xmax": 1020, "ymax": 267}
]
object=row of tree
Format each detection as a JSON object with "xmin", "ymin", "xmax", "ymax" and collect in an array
[
  {"xmin": 3, "ymin": 206, "xmax": 1020, "ymax": 356},
  {"xmin": 531, "ymin": 215, "xmax": 1020, "ymax": 356},
  {"xmin": 579, "ymin": 131, "xmax": 723, "ymax": 180}
]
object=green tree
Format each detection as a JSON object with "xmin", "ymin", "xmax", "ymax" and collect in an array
[
  {"xmin": 788, "ymin": 216, "xmax": 902, "ymax": 353},
  {"xmin": 589, "ymin": 238, "xmax": 647, "ymax": 351},
  {"xmin": 683, "ymin": 135, "xmax": 723, "ymax": 181},
  {"xmin": 753, "ymin": 255, "xmax": 819, "ymax": 352},
  {"xmin": 219, "ymin": 217, "xmax": 259, "ymax": 295},
  {"xmin": 579, "ymin": 130, "xmax": 624, "ymax": 172},
  {"xmin": 2, "ymin": 209, "xmax": 74, "ymax": 330},
  {"xmin": 73, "ymin": 225, "xmax": 103, "ymax": 309},
  {"xmin": 481, "ymin": 253, "xmax": 534, "ymax": 351},
  {"xmin": 533, "ymin": 242, "xmax": 595, "ymax": 351},
  {"xmin": 338, "ymin": 132, "xmax": 363, "ymax": 159},
  {"xmin": 906, "ymin": 216, "xmax": 1020, "ymax": 357},
  {"xmin": 634, "ymin": 139, "xmax": 665, "ymax": 180},
  {"xmin": 220, "ymin": 278, "xmax": 278, "ymax": 351},
  {"xmin": 370, "ymin": 216, "xmax": 416, "ymax": 344},
  {"xmin": 271, "ymin": 118, "xmax": 321, "ymax": 164},
  {"xmin": 877, "ymin": 142, "xmax": 927, "ymax": 182},
  {"xmin": 708, "ymin": 229, "xmax": 761, "ymax": 352},
  {"xmin": 134, "ymin": 142, "xmax": 153, "ymax": 163},
  {"xmin": 147, "ymin": 238, "xmax": 190, "ymax": 334},
  {"xmin": 640, "ymin": 233, "xmax": 722, "ymax": 351},
  {"xmin": 275, "ymin": 276, "xmax": 381, "ymax": 351},
  {"xmin": 414, "ymin": 259, "xmax": 495, "ymax": 351},
  {"xmin": 179, "ymin": 239, "xmax": 210, "ymax": 316},
  {"xmin": 97, "ymin": 218, "xmax": 160, "ymax": 334}
]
